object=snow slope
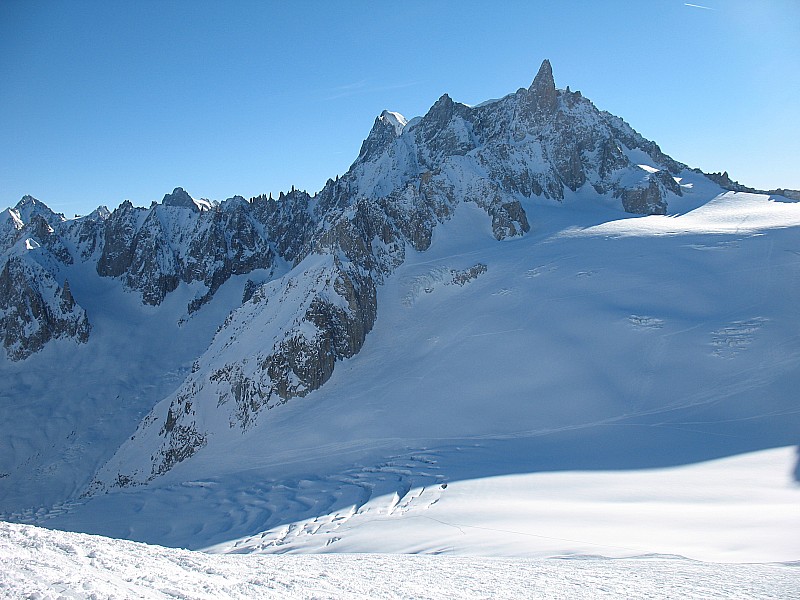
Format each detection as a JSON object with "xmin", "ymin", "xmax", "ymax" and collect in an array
[
  {"xmin": 2, "ymin": 521, "xmax": 798, "ymax": 600},
  {"xmin": 0, "ymin": 262, "xmax": 259, "ymax": 516},
  {"xmin": 36, "ymin": 178, "xmax": 800, "ymax": 562}
]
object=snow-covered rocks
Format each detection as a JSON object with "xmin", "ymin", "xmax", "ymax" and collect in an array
[{"xmin": 0, "ymin": 252, "xmax": 89, "ymax": 360}]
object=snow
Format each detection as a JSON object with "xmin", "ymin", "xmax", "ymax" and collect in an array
[
  {"xmin": 380, "ymin": 110, "xmax": 408, "ymax": 135},
  {"xmin": 19, "ymin": 188, "xmax": 798, "ymax": 567},
  {"xmin": 193, "ymin": 197, "xmax": 215, "ymax": 212},
  {"xmin": 209, "ymin": 447, "xmax": 800, "ymax": 562},
  {"xmin": 2, "ymin": 521, "xmax": 797, "ymax": 600},
  {"xmin": 570, "ymin": 191, "xmax": 800, "ymax": 237},
  {"xmin": 0, "ymin": 258, "xmax": 256, "ymax": 515}
]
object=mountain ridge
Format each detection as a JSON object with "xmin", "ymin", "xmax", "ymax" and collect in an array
[{"xmin": 1, "ymin": 61, "xmax": 798, "ymax": 522}]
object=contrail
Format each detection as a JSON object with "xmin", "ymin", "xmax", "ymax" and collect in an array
[{"xmin": 684, "ymin": 3, "xmax": 716, "ymax": 10}]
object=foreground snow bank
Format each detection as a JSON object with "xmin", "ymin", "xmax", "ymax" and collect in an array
[{"xmin": 1, "ymin": 521, "xmax": 797, "ymax": 600}]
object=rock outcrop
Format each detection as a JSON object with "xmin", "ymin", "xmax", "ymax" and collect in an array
[{"xmin": 0, "ymin": 252, "xmax": 90, "ymax": 360}]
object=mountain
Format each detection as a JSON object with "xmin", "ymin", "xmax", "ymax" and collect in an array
[{"xmin": 1, "ymin": 61, "xmax": 799, "ymax": 561}]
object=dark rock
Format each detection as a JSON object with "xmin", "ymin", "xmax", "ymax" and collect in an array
[
  {"xmin": 528, "ymin": 58, "xmax": 558, "ymax": 115},
  {"xmin": 0, "ymin": 256, "xmax": 90, "ymax": 360},
  {"xmin": 621, "ymin": 177, "xmax": 668, "ymax": 215},
  {"xmin": 161, "ymin": 187, "xmax": 199, "ymax": 211},
  {"xmin": 96, "ymin": 200, "xmax": 143, "ymax": 277}
]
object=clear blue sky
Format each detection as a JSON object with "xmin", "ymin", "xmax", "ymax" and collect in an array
[{"xmin": 1, "ymin": 1, "xmax": 798, "ymax": 216}]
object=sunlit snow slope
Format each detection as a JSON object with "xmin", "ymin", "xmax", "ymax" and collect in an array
[
  {"xmin": 39, "ymin": 178, "xmax": 800, "ymax": 561},
  {"xmin": 3, "ymin": 521, "xmax": 798, "ymax": 600}
]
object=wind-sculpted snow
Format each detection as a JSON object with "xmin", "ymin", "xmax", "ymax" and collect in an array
[{"xmin": 4, "ymin": 522, "xmax": 798, "ymax": 600}]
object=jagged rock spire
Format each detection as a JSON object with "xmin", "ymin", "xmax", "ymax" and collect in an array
[
  {"xmin": 529, "ymin": 59, "xmax": 558, "ymax": 114},
  {"xmin": 61, "ymin": 278, "xmax": 76, "ymax": 310}
]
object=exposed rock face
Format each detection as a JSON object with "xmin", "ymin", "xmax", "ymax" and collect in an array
[
  {"xmin": 96, "ymin": 200, "xmax": 143, "ymax": 278},
  {"xmin": 161, "ymin": 187, "xmax": 199, "ymax": 211},
  {"xmin": 126, "ymin": 209, "xmax": 180, "ymax": 306},
  {"xmin": 0, "ymin": 197, "xmax": 91, "ymax": 360},
  {"xmin": 94, "ymin": 194, "xmax": 280, "ymax": 310},
  {"xmin": 0, "ymin": 208, "xmax": 25, "ymax": 253},
  {"xmin": 527, "ymin": 58, "xmax": 558, "ymax": 115},
  {"xmin": 0, "ymin": 253, "xmax": 90, "ymax": 360},
  {"xmin": 620, "ymin": 170, "xmax": 682, "ymax": 215},
  {"xmin": 61, "ymin": 206, "xmax": 110, "ymax": 261}
]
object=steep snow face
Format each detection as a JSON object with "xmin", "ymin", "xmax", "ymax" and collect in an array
[{"xmin": 95, "ymin": 253, "xmax": 377, "ymax": 485}]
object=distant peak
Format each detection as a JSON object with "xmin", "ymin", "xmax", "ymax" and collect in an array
[
  {"xmin": 358, "ymin": 110, "xmax": 408, "ymax": 160},
  {"xmin": 13, "ymin": 194, "xmax": 64, "ymax": 225},
  {"xmin": 16, "ymin": 195, "xmax": 40, "ymax": 208},
  {"xmin": 433, "ymin": 93, "xmax": 453, "ymax": 107},
  {"xmin": 162, "ymin": 187, "xmax": 199, "ymax": 212}
]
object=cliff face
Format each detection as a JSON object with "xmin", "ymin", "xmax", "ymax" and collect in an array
[
  {"xmin": 0, "ymin": 199, "xmax": 89, "ymax": 360},
  {"xmin": 0, "ymin": 253, "xmax": 90, "ymax": 361}
]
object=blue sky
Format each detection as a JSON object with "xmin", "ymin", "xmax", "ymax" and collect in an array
[{"xmin": 1, "ymin": 1, "xmax": 798, "ymax": 216}]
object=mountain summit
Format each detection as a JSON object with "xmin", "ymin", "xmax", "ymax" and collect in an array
[{"xmin": 529, "ymin": 58, "xmax": 558, "ymax": 112}]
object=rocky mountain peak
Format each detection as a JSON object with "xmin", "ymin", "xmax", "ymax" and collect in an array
[
  {"xmin": 87, "ymin": 206, "xmax": 111, "ymax": 221},
  {"xmin": 358, "ymin": 111, "xmax": 405, "ymax": 161},
  {"xmin": 528, "ymin": 58, "xmax": 557, "ymax": 114},
  {"xmin": 162, "ymin": 187, "xmax": 199, "ymax": 211},
  {"xmin": 14, "ymin": 195, "xmax": 65, "ymax": 227},
  {"xmin": 15, "ymin": 195, "xmax": 39, "ymax": 210},
  {"xmin": 379, "ymin": 110, "xmax": 407, "ymax": 136},
  {"xmin": 426, "ymin": 93, "xmax": 457, "ymax": 120}
]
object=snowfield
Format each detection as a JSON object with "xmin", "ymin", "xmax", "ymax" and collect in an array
[
  {"xmin": 2, "ymin": 521, "xmax": 798, "ymax": 600},
  {"xmin": 205, "ymin": 446, "xmax": 800, "ymax": 563}
]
